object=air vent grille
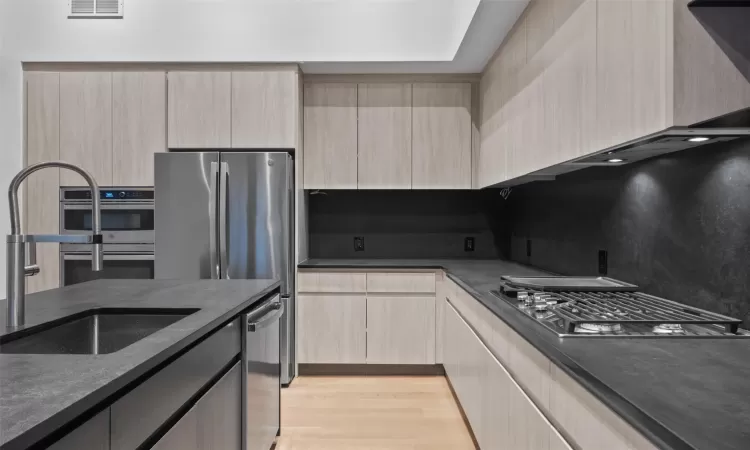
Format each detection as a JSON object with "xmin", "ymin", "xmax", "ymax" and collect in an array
[{"xmin": 70, "ymin": 0, "xmax": 123, "ymax": 17}]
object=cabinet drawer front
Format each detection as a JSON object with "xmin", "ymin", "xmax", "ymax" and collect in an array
[
  {"xmin": 298, "ymin": 271, "xmax": 366, "ymax": 293},
  {"xmin": 366, "ymin": 272, "xmax": 436, "ymax": 293},
  {"xmin": 111, "ymin": 318, "xmax": 241, "ymax": 450}
]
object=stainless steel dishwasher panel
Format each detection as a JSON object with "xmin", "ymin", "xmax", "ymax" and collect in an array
[{"xmin": 243, "ymin": 295, "xmax": 282, "ymax": 450}]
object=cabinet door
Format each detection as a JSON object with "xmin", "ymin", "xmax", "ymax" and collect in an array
[
  {"xmin": 196, "ymin": 362, "xmax": 242, "ymax": 449},
  {"xmin": 412, "ymin": 83, "xmax": 471, "ymax": 189},
  {"xmin": 366, "ymin": 295, "xmax": 435, "ymax": 364},
  {"xmin": 152, "ymin": 362, "xmax": 242, "ymax": 450},
  {"xmin": 231, "ymin": 71, "xmax": 298, "ymax": 148},
  {"xmin": 357, "ymin": 83, "xmax": 412, "ymax": 189},
  {"xmin": 48, "ymin": 409, "xmax": 110, "ymax": 450},
  {"xmin": 167, "ymin": 72, "xmax": 231, "ymax": 148},
  {"xmin": 303, "ymin": 83, "xmax": 358, "ymax": 189},
  {"xmin": 443, "ymin": 301, "xmax": 482, "ymax": 439},
  {"xmin": 113, "ymin": 72, "xmax": 166, "ymax": 186},
  {"xmin": 298, "ymin": 294, "xmax": 366, "ymax": 363},
  {"xmin": 60, "ymin": 72, "xmax": 113, "ymax": 186},
  {"xmin": 25, "ymin": 72, "xmax": 60, "ymax": 293}
]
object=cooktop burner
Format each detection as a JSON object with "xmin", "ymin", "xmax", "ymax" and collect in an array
[{"xmin": 490, "ymin": 278, "xmax": 746, "ymax": 338}]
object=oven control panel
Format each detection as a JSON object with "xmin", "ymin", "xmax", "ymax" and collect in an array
[{"xmin": 62, "ymin": 188, "xmax": 154, "ymax": 201}]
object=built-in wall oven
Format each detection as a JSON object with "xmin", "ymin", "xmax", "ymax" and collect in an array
[{"xmin": 60, "ymin": 187, "xmax": 154, "ymax": 286}]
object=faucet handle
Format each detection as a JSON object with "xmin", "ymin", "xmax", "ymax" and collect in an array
[{"xmin": 24, "ymin": 242, "xmax": 40, "ymax": 276}]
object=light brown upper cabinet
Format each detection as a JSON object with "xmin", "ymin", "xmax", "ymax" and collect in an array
[
  {"xmin": 357, "ymin": 83, "xmax": 412, "ymax": 189},
  {"xmin": 167, "ymin": 72, "xmax": 231, "ymax": 148},
  {"xmin": 303, "ymin": 83, "xmax": 358, "ymax": 189},
  {"xmin": 26, "ymin": 72, "xmax": 61, "ymax": 293},
  {"xmin": 412, "ymin": 83, "xmax": 472, "ymax": 189},
  {"xmin": 113, "ymin": 72, "xmax": 167, "ymax": 186},
  {"xmin": 231, "ymin": 71, "xmax": 299, "ymax": 148},
  {"xmin": 478, "ymin": 0, "xmax": 750, "ymax": 188},
  {"xmin": 60, "ymin": 72, "xmax": 113, "ymax": 186}
]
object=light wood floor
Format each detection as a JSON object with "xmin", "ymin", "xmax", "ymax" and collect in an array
[{"xmin": 276, "ymin": 376, "xmax": 476, "ymax": 450}]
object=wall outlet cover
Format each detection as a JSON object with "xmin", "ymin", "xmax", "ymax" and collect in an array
[
  {"xmin": 464, "ymin": 237, "xmax": 475, "ymax": 252},
  {"xmin": 354, "ymin": 236, "xmax": 365, "ymax": 252}
]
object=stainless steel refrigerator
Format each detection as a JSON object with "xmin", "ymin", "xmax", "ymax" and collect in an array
[{"xmin": 154, "ymin": 151, "xmax": 296, "ymax": 385}]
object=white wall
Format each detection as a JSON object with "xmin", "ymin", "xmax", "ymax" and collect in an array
[{"xmin": 0, "ymin": 0, "xmax": 481, "ymax": 294}]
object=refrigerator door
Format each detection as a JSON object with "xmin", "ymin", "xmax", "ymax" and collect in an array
[
  {"xmin": 219, "ymin": 152, "xmax": 296, "ymax": 385},
  {"xmin": 219, "ymin": 152, "xmax": 292, "ymax": 292},
  {"xmin": 154, "ymin": 152, "xmax": 220, "ymax": 280}
]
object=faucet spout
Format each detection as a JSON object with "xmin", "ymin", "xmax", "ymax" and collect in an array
[{"xmin": 6, "ymin": 161, "xmax": 103, "ymax": 327}]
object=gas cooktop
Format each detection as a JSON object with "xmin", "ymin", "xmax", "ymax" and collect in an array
[{"xmin": 491, "ymin": 276, "xmax": 747, "ymax": 338}]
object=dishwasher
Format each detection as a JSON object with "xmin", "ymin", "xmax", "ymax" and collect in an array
[{"xmin": 243, "ymin": 294, "xmax": 283, "ymax": 450}]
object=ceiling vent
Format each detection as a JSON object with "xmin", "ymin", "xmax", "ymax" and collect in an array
[{"xmin": 69, "ymin": 0, "xmax": 123, "ymax": 18}]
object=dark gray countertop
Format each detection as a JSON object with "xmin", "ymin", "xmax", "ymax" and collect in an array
[
  {"xmin": 0, "ymin": 279, "xmax": 279, "ymax": 450},
  {"xmin": 299, "ymin": 258, "xmax": 750, "ymax": 450}
]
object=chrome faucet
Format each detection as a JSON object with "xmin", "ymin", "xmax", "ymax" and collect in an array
[{"xmin": 6, "ymin": 162, "xmax": 103, "ymax": 327}]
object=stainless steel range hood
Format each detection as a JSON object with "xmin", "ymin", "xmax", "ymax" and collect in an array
[
  {"xmin": 566, "ymin": 109, "xmax": 750, "ymax": 167},
  {"xmin": 689, "ymin": 0, "xmax": 750, "ymax": 85}
]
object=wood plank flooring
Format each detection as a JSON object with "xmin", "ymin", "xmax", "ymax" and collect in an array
[{"xmin": 276, "ymin": 376, "xmax": 476, "ymax": 450}]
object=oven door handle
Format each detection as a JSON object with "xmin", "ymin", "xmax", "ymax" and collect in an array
[
  {"xmin": 62, "ymin": 203, "xmax": 154, "ymax": 211},
  {"xmin": 62, "ymin": 253, "xmax": 155, "ymax": 261}
]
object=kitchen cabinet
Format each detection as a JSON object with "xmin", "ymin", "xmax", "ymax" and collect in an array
[
  {"xmin": 153, "ymin": 362, "xmax": 242, "ymax": 450},
  {"xmin": 231, "ymin": 71, "xmax": 299, "ymax": 148},
  {"xmin": 478, "ymin": 0, "xmax": 750, "ymax": 188},
  {"xmin": 25, "ymin": 72, "xmax": 61, "ymax": 293},
  {"xmin": 298, "ymin": 270, "xmax": 438, "ymax": 365},
  {"xmin": 59, "ymin": 72, "xmax": 113, "ymax": 186},
  {"xmin": 303, "ymin": 83, "xmax": 358, "ymax": 189},
  {"xmin": 366, "ymin": 295, "xmax": 436, "ymax": 364},
  {"xmin": 357, "ymin": 83, "xmax": 412, "ymax": 189},
  {"xmin": 298, "ymin": 294, "xmax": 367, "ymax": 363},
  {"xmin": 167, "ymin": 72, "xmax": 231, "ymax": 148},
  {"xmin": 112, "ymin": 72, "xmax": 167, "ymax": 186},
  {"xmin": 111, "ymin": 319, "xmax": 240, "ymax": 450},
  {"xmin": 445, "ymin": 299, "xmax": 572, "ymax": 450},
  {"xmin": 412, "ymin": 83, "xmax": 472, "ymax": 189},
  {"xmin": 48, "ymin": 409, "xmax": 109, "ymax": 450}
]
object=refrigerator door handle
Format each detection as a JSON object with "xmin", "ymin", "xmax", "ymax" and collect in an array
[
  {"xmin": 219, "ymin": 161, "xmax": 229, "ymax": 279},
  {"xmin": 209, "ymin": 161, "xmax": 219, "ymax": 280}
]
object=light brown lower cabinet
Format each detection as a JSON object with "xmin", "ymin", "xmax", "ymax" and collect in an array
[
  {"xmin": 152, "ymin": 362, "xmax": 242, "ymax": 450},
  {"xmin": 366, "ymin": 295, "xmax": 436, "ymax": 364},
  {"xmin": 445, "ymin": 300, "xmax": 572, "ymax": 450},
  {"xmin": 298, "ymin": 294, "xmax": 367, "ymax": 363}
]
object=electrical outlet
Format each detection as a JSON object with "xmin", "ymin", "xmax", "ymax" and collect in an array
[
  {"xmin": 464, "ymin": 237, "xmax": 475, "ymax": 252},
  {"xmin": 526, "ymin": 239, "xmax": 532, "ymax": 258},
  {"xmin": 354, "ymin": 236, "xmax": 365, "ymax": 252},
  {"xmin": 598, "ymin": 250, "xmax": 608, "ymax": 275}
]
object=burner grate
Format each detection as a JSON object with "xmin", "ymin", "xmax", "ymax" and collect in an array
[{"xmin": 550, "ymin": 291, "xmax": 741, "ymax": 334}]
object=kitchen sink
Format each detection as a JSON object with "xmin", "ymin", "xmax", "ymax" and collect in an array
[{"xmin": 0, "ymin": 308, "xmax": 199, "ymax": 355}]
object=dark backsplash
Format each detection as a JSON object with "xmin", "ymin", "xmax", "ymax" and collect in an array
[
  {"xmin": 501, "ymin": 137, "xmax": 750, "ymax": 327},
  {"xmin": 308, "ymin": 190, "xmax": 506, "ymax": 259}
]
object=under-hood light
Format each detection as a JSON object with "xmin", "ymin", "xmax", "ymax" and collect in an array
[
  {"xmin": 688, "ymin": 137, "xmax": 710, "ymax": 142},
  {"xmin": 607, "ymin": 158, "xmax": 625, "ymax": 163}
]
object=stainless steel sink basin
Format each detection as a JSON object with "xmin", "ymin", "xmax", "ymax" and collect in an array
[{"xmin": 0, "ymin": 308, "xmax": 199, "ymax": 355}]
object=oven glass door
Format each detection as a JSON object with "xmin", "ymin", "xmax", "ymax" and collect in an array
[
  {"xmin": 62, "ymin": 204, "xmax": 154, "ymax": 232},
  {"xmin": 62, "ymin": 253, "xmax": 154, "ymax": 286}
]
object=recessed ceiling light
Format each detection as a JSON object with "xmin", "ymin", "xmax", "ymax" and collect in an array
[
  {"xmin": 688, "ymin": 137, "xmax": 710, "ymax": 142},
  {"xmin": 607, "ymin": 158, "xmax": 625, "ymax": 163}
]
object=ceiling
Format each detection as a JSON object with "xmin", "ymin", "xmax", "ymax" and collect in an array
[
  {"xmin": 1, "ymin": 0, "xmax": 529, "ymax": 74},
  {"xmin": 302, "ymin": 0, "xmax": 530, "ymax": 74}
]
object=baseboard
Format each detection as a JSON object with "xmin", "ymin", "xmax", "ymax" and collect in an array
[{"xmin": 298, "ymin": 363, "xmax": 445, "ymax": 376}]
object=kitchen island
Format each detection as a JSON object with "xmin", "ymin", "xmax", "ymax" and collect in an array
[
  {"xmin": 0, "ymin": 278, "xmax": 279, "ymax": 450},
  {"xmin": 299, "ymin": 259, "xmax": 750, "ymax": 450}
]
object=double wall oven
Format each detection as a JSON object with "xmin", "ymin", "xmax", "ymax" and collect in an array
[{"xmin": 60, "ymin": 187, "xmax": 154, "ymax": 286}]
